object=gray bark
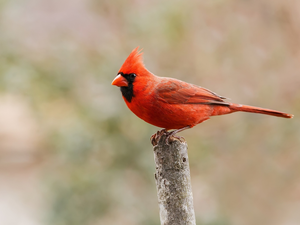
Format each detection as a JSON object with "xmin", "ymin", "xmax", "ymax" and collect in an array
[{"xmin": 151, "ymin": 130, "xmax": 196, "ymax": 225}]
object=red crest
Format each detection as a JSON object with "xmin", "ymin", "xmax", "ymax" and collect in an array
[{"xmin": 118, "ymin": 47, "xmax": 149, "ymax": 75}]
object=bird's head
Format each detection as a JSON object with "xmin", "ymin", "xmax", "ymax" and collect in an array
[{"xmin": 112, "ymin": 47, "xmax": 151, "ymax": 103}]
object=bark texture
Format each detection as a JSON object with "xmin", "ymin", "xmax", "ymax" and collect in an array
[{"xmin": 151, "ymin": 130, "xmax": 196, "ymax": 225}]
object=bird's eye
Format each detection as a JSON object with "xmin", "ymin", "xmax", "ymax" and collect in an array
[{"xmin": 130, "ymin": 73, "xmax": 136, "ymax": 79}]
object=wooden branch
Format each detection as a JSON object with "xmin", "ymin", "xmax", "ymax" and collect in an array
[{"xmin": 151, "ymin": 130, "xmax": 196, "ymax": 225}]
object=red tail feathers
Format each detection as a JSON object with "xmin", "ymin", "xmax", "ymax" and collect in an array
[{"xmin": 230, "ymin": 103, "xmax": 293, "ymax": 118}]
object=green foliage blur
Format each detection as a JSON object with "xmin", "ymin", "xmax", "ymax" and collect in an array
[{"xmin": 0, "ymin": 0, "xmax": 299, "ymax": 225}]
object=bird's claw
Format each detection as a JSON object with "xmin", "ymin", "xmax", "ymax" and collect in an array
[
  {"xmin": 150, "ymin": 129, "xmax": 167, "ymax": 146},
  {"xmin": 151, "ymin": 129, "xmax": 185, "ymax": 146},
  {"xmin": 165, "ymin": 132, "xmax": 185, "ymax": 144},
  {"xmin": 150, "ymin": 132, "xmax": 158, "ymax": 146},
  {"xmin": 174, "ymin": 135, "xmax": 185, "ymax": 142}
]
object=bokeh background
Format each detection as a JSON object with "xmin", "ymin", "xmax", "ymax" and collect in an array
[{"xmin": 0, "ymin": 0, "xmax": 299, "ymax": 224}]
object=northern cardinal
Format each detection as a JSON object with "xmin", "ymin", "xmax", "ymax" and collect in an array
[{"xmin": 112, "ymin": 47, "xmax": 293, "ymax": 139}]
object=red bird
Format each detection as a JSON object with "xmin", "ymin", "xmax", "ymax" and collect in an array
[{"xmin": 112, "ymin": 47, "xmax": 293, "ymax": 139}]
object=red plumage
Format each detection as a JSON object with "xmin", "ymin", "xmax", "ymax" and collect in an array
[{"xmin": 112, "ymin": 47, "xmax": 293, "ymax": 133}]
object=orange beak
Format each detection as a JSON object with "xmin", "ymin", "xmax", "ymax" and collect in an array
[{"xmin": 111, "ymin": 74, "xmax": 128, "ymax": 87}]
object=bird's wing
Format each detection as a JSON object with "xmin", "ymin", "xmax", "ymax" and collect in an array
[{"xmin": 156, "ymin": 78, "xmax": 230, "ymax": 106}]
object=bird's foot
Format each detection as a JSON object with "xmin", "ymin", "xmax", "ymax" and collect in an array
[
  {"xmin": 151, "ymin": 129, "xmax": 168, "ymax": 146},
  {"xmin": 150, "ymin": 129, "xmax": 186, "ymax": 146},
  {"xmin": 171, "ymin": 134, "xmax": 186, "ymax": 143},
  {"xmin": 165, "ymin": 131, "xmax": 185, "ymax": 144}
]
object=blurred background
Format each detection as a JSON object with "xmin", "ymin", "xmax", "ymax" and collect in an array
[{"xmin": 0, "ymin": 0, "xmax": 299, "ymax": 224}]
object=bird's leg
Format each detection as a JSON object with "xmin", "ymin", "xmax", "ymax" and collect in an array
[
  {"xmin": 165, "ymin": 126, "xmax": 191, "ymax": 144},
  {"xmin": 151, "ymin": 126, "xmax": 191, "ymax": 145},
  {"xmin": 169, "ymin": 126, "xmax": 190, "ymax": 136}
]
